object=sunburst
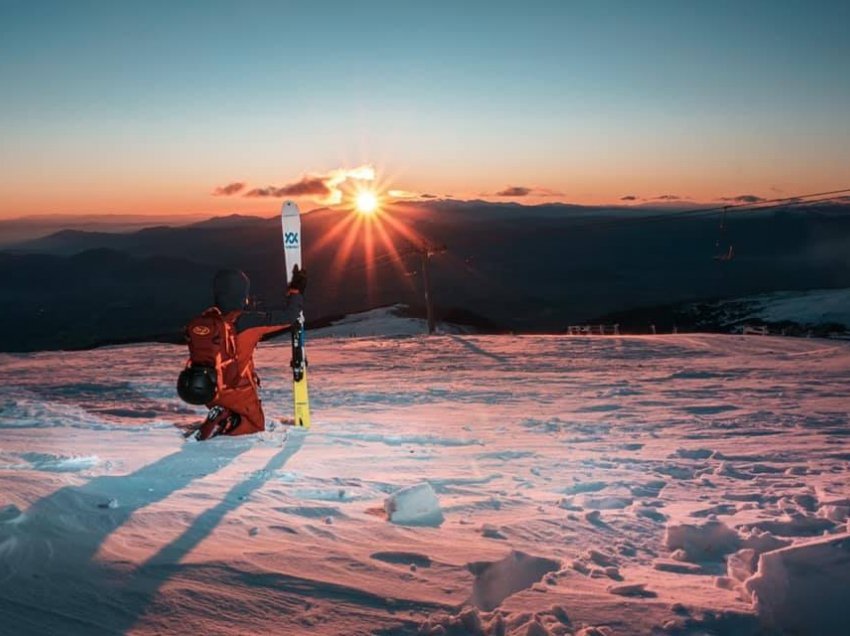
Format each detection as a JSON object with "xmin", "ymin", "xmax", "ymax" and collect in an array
[
  {"xmin": 316, "ymin": 169, "xmax": 426, "ymax": 296},
  {"xmin": 355, "ymin": 190, "xmax": 378, "ymax": 215}
]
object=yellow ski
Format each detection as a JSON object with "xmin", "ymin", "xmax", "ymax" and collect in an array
[{"xmin": 282, "ymin": 201, "xmax": 311, "ymax": 429}]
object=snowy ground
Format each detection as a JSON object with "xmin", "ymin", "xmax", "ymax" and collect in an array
[
  {"xmin": 1, "ymin": 333, "xmax": 849, "ymax": 635},
  {"xmin": 311, "ymin": 305, "xmax": 470, "ymax": 339},
  {"xmin": 742, "ymin": 288, "xmax": 850, "ymax": 328},
  {"xmin": 689, "ymin": 287, "xmax": 850, "ymax": 333}
]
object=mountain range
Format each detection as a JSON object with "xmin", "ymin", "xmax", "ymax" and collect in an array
[{"xmin": 2, "ymin": 200, "xmax": 849, "ymax": 351}]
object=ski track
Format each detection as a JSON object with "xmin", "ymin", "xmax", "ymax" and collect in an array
[{"xmin": 0, "ymin": 333, "xmax": 848, "ymax": 635}]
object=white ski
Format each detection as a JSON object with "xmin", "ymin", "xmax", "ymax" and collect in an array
[{"xmin": 281, "ymin": 201, "xmax": 311, "ymax": 428}]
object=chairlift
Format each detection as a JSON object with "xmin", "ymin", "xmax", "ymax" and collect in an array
[
  {"xmin": 713, "ymin": 205, "xmax": 735, "ymax": 261},
  {"xmin": 714, "ymin": 245, "xmax": 734, "ymax": 261}
]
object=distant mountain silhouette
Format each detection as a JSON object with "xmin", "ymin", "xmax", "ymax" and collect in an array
[
  {"xmin": 185, "ymin": 213, "xmax": 275, "ymax": 230},
  {"xmin": 2, "ymin": 200, "xmax": 849, "ymax": 351},
  {"xmin": 0, "ymin": 249, "xmax": 216, "ymax": 351},
  {"xmin": 0, "ymin": 213, "xmax": 211, "ymax": 247}
]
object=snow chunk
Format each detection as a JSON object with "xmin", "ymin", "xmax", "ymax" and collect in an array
[
  {"xmin": 739, "ymin": 529, "xmax": 791, "ymax": 555},
  {"xmin": 561, "ymin": 481, "xmax": 607, "ymax": 495},
  {"xmin": 744, "ymin": 514, "xmax": 835, "ymax": 536},
  {"xmin": 481, "ymin": 523, "xmax": 507, "ymax": 539},
  {"xmin": 468, "ymin": 550, "xmax": 561, "ymax": 611},
  {"xmin": 576, "ymin": 494, "xmax": 633, "ymax": 510},
  {"xmin": 664, "ymin": 520, "xmax": 741, "ymax": 562},
  {"xmin": 608, "ymin": 582, "xmax": 656, "ymax": 598},
  {"xmin": 561, "ymin": 494, "xmax": 632, "ymax": 510},
  {"xmin": 653, "ymin": 559, "xmax": 704, "ymax": 574},
  {"xmin": 726, "ymin": 548, "xmax": 757, "ymax": 583},
  {"xmin": 585, "ymin": 549, "xmax": 617, "ymax": 567},
  {"xmin": 745, "ymin": 534, "xmax": 850, "ymax": 634},
  {"xmin": 819, "ymin": 504, "xmax": 850, "ymax": 523},
  {"xmin": 420, "ymin": 605, "xmax": 571, "ymax": 636},
  {"xmin": 384, "ymin": 482, "xmax": 444, "ymax": 527}
]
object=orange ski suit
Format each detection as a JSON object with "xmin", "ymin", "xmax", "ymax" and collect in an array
[
  {"xmin": 203, "ymin": 269, "xmax": 303, "ymax": 436},
  {"xmin": 211, "ymin": 319, "xmax": 285, "ymax": 435}
]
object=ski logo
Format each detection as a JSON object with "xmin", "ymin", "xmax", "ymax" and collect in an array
[
  {"xmin": 284, "ymin": 231, "xmax": 299, "ymax": 247},
  {"xmin": 192, "ymin": 325, "xmax": 211, "ymax": 336}
]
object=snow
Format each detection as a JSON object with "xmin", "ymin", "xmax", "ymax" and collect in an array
[
  {"xmin": 663, "ymin": 520, "xmax": 741, "ymax": 562},
  {"xmin": 0, "ymin": 332, "xmax": 849, "ymax": 634},
  {"xmin": 751, "ymin": 288, "xmax": 850, "ymax": 327},
  {"xmin": 693, "ymin": 287, "xmax": 850, "ymax": 331},
  {"xmin": 468, "ymin": 551, "xmax": 561, "ymax": 611},
  {"xmin": 745, "ymin": 535, "xmax": 850, "ymax": 634},
  {"xmin": 385, "ymin": 482, "xmax": 445, "ymax": 527},
  {"xmin": 311, "ymin": 304, "xmax": 470, "ymax": 338}
]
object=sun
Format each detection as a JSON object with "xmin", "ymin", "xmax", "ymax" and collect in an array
[{"xmin": 355, "ymin": 190, "xmax": 379, "ymax": 215}]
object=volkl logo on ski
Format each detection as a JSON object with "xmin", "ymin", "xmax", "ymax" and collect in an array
[{"xmin": 284, "ymin": 231, "xmax": 300, "ymax": 247}]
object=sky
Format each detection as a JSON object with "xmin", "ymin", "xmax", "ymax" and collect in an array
[{"xmin": 1, "ymin": 0, "xmax": 849, "ymax": 218}]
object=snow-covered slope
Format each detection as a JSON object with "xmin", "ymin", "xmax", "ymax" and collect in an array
[
  {"xmin": 688, "ymin": 287, "xmax": 850, "ymax": 334},
  {"xmin": 738, "ymin": 288, "xmax": 850, "ymax": 326},
  {"xmin": 1, "ymin": 334, "xmax": 849, "ymax": 634},
  {"xmin": 311, "ymin": 305, "xmax": 472, "ymax": 339}
]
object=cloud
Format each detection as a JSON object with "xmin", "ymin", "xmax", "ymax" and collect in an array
[
  {"xmin": 620, "ymin": 195, "xmax": 638, "ymax": 201},
  {"xmin": 240, "ymin": 165, "xmax": 376, "ymax": 204},
  {"xmin": 385, "ymin": 190, "xmax": 443, "ymax": 201},
  {"xmin": 495, "ymin": 186, "xmax": 564, "ymax": 197},
  {"xmin": 496, "ymin": 186, "xmax": 532, "ymax": 197},
  {"xmin": 388, "ymin": 189, "xmax": 426, "ymax": 199},
  {"xmin": 654, "ymin": 194, "xmax": 681, "ymax": 201},
  {"xmin": 244, "ymin": 177, "xmax": 330, "ymax": 199},
  {"xmin": 320, "ymin": 165, "xmax": 375, "ymax": 204},
  {"xmin": 720, "ymin": 194, "xmax": 765, "ymax": 204},
  {"xmin": 212, "ymin": 182, "xmax": 245, "ymax": 196},
  {"xmin": 244, "ymin": 187, "xmax": 280, "ymax": 198}
]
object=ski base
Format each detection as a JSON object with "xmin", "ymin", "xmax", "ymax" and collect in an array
[{"xmin": 293, "ymin": 367, "xmax": 311, "ymax": 428}]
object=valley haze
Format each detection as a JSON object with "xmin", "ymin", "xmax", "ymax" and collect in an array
[{"xmin": 1, "ymin": 200, "xmax": 849, "ymax": 351}]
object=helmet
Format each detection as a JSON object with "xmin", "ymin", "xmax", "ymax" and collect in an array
[
  {"xmin": 177, "ymin": 365, "xmax": 217, "ymax": 405},
  {"xmin": 213, "ymin": 269, "xmax": 250, "ymax": 312}
]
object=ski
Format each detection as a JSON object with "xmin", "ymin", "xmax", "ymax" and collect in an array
[{"xmin": 281, "ymin": 201, "xmax": 311, "ymax": 429}]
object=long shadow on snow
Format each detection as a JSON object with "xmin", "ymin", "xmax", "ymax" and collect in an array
[
  {"xmin": 446, "ymin": 334, "xmax": 509, "ymax": 364},
  {"xmin": 117, "ymin": 432, "xmax": 306, "ymax": 633},
  {"xmin": 0, "ymin": 440, "xmax": 252, "ymax": 634},
  {"xmin": 119, "ymin": 432, "xmax": 458, "ymax": 634}
]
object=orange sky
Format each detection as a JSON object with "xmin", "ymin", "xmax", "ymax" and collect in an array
[
  {"xmin": 2, "ymin": 3, "xmax": 850, "ymax": 219},
  {"xmin": 3, "ymin": 163, "xmax": 849, "ymax": 220}
]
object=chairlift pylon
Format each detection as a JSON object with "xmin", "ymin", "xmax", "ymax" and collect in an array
[{"xmin": 713, "ymin": 205, "xmax": 735, "ymax": 261}]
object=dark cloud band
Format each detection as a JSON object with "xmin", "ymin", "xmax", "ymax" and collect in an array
[{"xmin": 212, "ymin": 182, "xmax": 245, "ymax": 196}]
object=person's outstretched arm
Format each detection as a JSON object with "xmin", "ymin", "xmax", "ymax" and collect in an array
[
  {"xmin": 233, "ymin": 266, "xmax": 307, "ymax": 334},
  {"xmin": 234, "ymin": 291, "xmax": 303, "ymax": 333}
]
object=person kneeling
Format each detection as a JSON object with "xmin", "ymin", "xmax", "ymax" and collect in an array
[{"xmin": 177, "ymin": 266, "xmax": 306, "ymax": 440}]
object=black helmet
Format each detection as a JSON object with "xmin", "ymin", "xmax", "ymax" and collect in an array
[
  {"xmin": 213, "ymin": 269, "xmax": 250, "ymax": 312},
  {"xmin": 177, "ymin": 365, "xmax": 217, "ymax": 405}
]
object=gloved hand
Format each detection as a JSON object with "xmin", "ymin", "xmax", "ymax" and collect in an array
[{"xmin": 288, "ymin": 265, "xmax": 307, "ymax": 294}]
